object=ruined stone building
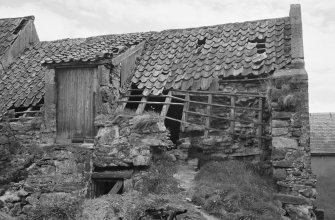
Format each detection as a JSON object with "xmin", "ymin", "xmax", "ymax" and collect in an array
[{"xmin": 0, "ymin": 4, "xmax": 319, "ymax": 220}]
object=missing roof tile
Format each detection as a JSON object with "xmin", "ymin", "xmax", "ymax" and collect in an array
[
  {"xmin": 197, "ymin": 37, "xmax": 206, "ymax": 48},
  {"xmin": 13, "ymin": 19, "xmax": 29, "ymax": 35},
  {"xmin": 249, "ymin": 37, "xmax": 266, "ymax": 54}
]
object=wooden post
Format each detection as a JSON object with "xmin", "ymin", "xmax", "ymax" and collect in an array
[
  {"xmin": 160, "ymin": 91, "xmax": 172, "ymax": 117},
  {"xmin": 181, "ymin": 92, "xmax": 190, "ymax": 132},
  {"xmin": 204, "ymin": 94, "xmax": 212, "ymax": 138},
  {"xmin": 257, "ymin": 97, "xmax": 263, "ymax": 148},
  {"xmin": 116, "ymin": 91, "xmax": 129, "ymax": 112},
  {"xmin": 230, "ymin": 96, "xmax": 235, "ymax": 135},
  {"xmin": 136, "ymin": 97, "xmax": 147, "ymax": 114}
]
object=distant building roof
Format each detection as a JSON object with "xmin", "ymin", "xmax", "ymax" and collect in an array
[
  {"xmin": 132, "ymin": 17, "xmax": 292, "ymax": 96},
  {"xmin": 310, "ymin": 113, "xmax": 335, "ymax": 155}
]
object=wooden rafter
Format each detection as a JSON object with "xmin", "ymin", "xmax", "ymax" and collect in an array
[
  {"xmin": 136, "ymin": 97, "xmax": 147, "ymax": 114},
  {"xmin": 160, "ymin": 91, "xmax": 172, "ymax": 117}
]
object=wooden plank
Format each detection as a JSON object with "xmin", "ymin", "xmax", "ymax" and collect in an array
[
  {"xmin": 136, "ymin": 97, "xmax": 147, "ymax": 114},
  {"xmin": 257, "ymin": 98, "xmax": 263, "ymax": 148},
  {"xmin": 112, "ymin": 41, "xmax": 145, "ymax": 65},
  {"xmin": 171, "ymin": 89, "xmax": 266, "ymax": 97},
  {"xmin": 230, "ymin": 96, "xmax": 236, "ymax": 135},
  {"xmin": 91, "ymin": 170, "xmax": 133, "ymax": 179},
  {"xmin": 160, "ymin": 91, "xmax": 172, "ymax": 117},
  {"xmin": 45, "ymin": 60, "xmax": 111, "ymax": 69},
  {"xmin": 204, "ymin": 94, "xmax": 212, "ymax": 138},
  {"xmin": 181, "ymin": 92, "xmax": 190, "ymax": 132},
  {"xmin": 108, "ymin": 180, "xmax": 123, "ymax": 194},
  {"xmin": 56, "ymin": 67, "xmax": 95, "ymax": 141},
  {"xmin": 183, "ymin": 110, "xmax": 267, "ymax": 125},
  {"xmin": 118, "ymin": 100, "xmax": 183, "ymax": 106},
  {"xmin": 121, "ymin": 94, "xmax": 260, "ymax": 111},
  {"xmin": 14, "ymin": 110, "xmax": 41, "ymax": 115},
  {"xmin": 22, "ymin": 107, "xmax": 32, "ymax": 117}
]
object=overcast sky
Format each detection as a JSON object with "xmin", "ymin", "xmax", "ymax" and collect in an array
[{"xmin": 0, "ymin": 0, "xmax": 334, "ymax": 113}]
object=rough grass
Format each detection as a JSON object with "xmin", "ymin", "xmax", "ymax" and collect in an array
[
  {"xmin": 192, "ymin": 160, "xmax": 284, "ymax": 220},
  {"xmin": 27, "ymin": 194, "xmax": 84, "ymax": 220},
  {"xmin": 131, "ymin": 111, "xmax": 162, "ymax": 132},
  {"xmin": 80, "ymin": 191, "xmax": 204, "ymax": 220},
  {"xmin": 138, "ymin": 153, "xmax": 180, "ymax": 195}
]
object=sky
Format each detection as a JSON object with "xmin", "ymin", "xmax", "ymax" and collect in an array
[{"xmin": 0, "ymin": 0, "xmax": 334, "ymax": 113}]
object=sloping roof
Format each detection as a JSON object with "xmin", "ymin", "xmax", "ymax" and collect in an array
[
  {"xmin": 310, "ymin": 113, "xmax": 335, "ymax": 155},
  {"xmin": 0, "ymin": 33, "xmax": 151, "ymax": 117},
  {"xmin": 43, "ymin": 32, "xmax": 152, "ymax": 64},
  {"xmin": 132, "ymin": 17, "xmax": 292, "ymax": 95},
  {"xmin": 0, "ymin": 16, "xmax": 34, "ymax": 58}
]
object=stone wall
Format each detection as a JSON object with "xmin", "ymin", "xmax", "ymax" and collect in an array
[
  {"xmin": 93, "ymin": 112, "xmax": 174, "ymax": 192},
  {"xmin": 0, "ymin": 143, "xmax": 92, "ymax": 218},
  {"xmin": 178, "ymin": 80, "xmax": 271, "ymax": 171},
  {"xmin": 270, "ymin": 70, "xmax": 317, "ymax": 220}
]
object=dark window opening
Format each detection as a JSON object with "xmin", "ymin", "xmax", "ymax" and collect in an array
[
  {"xmin": 249, "ymin": 37, "xmax": 266, "ymax": 54},
  {"xmin": 165, "ymin": 96, "xmax": 184, "ymax": 144},
  {"xmin": 8, "ymin": 98, "xmax": 44, "ymax": 119},
  {"xmin": 125, "ymin": 85, "xmax": 143, "ymax": 110},
  {"xmin": 144, "ymin": 96, "xmax": 165, "ymax": 112},
  {"xmin": 197, "ymin": 37, "xmax": 207, "ymax": 48},
  {"xmin": 13, "ymin": 19, "xmax": 29, "ymax": 34},
  {"xmin": 91, "ymin": 179, "xmax": 124, "ymax": 198}
]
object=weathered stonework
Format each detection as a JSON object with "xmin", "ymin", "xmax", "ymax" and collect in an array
[
  {"xmin": 93, "ymin": 112, "xmax": 173, "ymax": 168},
  {"xmin": 270, "ymin": 71, "xmax": 317, "ymax": 219}
]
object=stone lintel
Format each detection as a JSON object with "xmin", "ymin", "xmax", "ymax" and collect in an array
[{"xmin": 272, "ymin": 68, "xmax": 307, "ymax": 78}]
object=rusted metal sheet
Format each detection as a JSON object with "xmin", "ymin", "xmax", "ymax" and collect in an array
[{"xmin": 56, "ymin": 67, "xmax": 96, "ymax": 140}]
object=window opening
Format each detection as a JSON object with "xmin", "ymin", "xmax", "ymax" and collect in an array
[
  {"xmin": 91, "ymin": 179, "xmax": 124, "ymax": 198},
  {"xmin": 125, "ymin": 85, "xmax": 143, "ymax": 110}
]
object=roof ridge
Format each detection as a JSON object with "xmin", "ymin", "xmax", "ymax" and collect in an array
[
  {"xmin": 160, "ymin": 16, "xmax": 290, "ymax": 33},
  {"xmin": 0, "ymin": 15, "xmax": 34, "ymax": 21},
  {"xmin": 39, "ymin": 31, "xmax": 155, "ymax": 44}
]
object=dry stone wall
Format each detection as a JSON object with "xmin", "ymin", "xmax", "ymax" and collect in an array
[
  {"xmin": 270, "ymin": 71, "xmax": 317, "ymax": 220},
  {"xmin": 178, "ymin": 81, "xmax": 272, "ymax": 172}
]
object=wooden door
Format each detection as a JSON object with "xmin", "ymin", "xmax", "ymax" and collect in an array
[{"xmin": 56, "ymin": 67, "xmax": 96, "ymax": 141}]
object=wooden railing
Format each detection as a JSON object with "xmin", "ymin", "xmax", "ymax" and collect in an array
[{"xmin": 117, "ymin": 89, "xmax": 270, "ymax": 146}]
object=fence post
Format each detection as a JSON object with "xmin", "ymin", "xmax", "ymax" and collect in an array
[
  {"xmin": 257, "ymin": 97, "xmax": 263, "ymax": 148},
  {"xmin": 181, "ymin": 92, "xmax": 190, "ymax": 132},
  {"xmin": 204, "ymin": 94, "xmax": 212, "ymax": 138},
  {"xmin": 230, "ymin": 96, "xmax": 236, "ymax": 136}
]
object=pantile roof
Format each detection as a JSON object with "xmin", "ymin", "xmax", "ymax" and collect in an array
[
  {"xmin": 43, "ymin": 32, "xmax": 152, "ymax": 64},
  {"xmin": 0, "ymin": 16, "xmax": 34, "ymax": 58},
  {"xmin": 0, "ymin": 33, "xmax": 151, "ymax": 117},
  {"xmin": 310, "ymin": 113, "xmax": 335, "ymax": 154},
  {"xmin": 132, "ymin": 17, "xmax": 292, "ymax": 95}
]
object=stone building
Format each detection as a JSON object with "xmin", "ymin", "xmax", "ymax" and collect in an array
[
  {"xmin": 0, "ymin": 4, "xmax": 318, "ymax": 220},
  {"xmin": 310, "ymin": 113, "xmax": 335, "ymax": 220}
]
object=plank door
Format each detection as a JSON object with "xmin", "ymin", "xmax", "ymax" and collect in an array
[{"xmin": 56, "ymin": 67, "xmax": 96, "ymax": 141}]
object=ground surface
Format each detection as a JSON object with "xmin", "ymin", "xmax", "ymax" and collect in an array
[{"xmin": 173, "ymin": 159, "xmax": 220, "ymax": 220}]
